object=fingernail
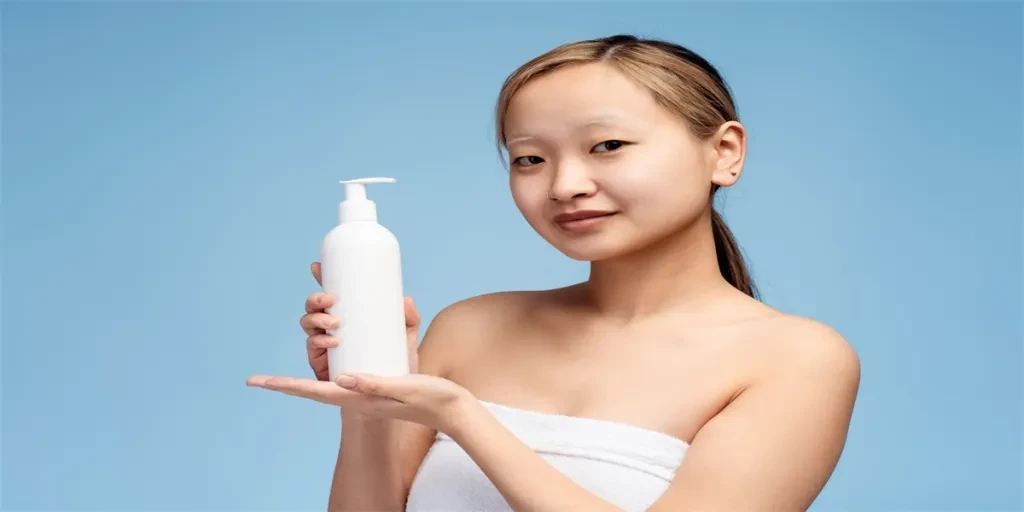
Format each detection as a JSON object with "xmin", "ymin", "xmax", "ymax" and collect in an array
[{"xmin": 336, "ymin": 375, "xmax": 357, "ymax": 389}]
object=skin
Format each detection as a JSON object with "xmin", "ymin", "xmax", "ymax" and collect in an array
[{"xmin": 248, "ymin": 61, "xmax": 861, "ymax": 511}]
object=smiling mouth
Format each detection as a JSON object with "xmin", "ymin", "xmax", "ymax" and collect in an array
[{"xmin": 553, "ymin": 211, "xmax": 617, "ymax": 232}]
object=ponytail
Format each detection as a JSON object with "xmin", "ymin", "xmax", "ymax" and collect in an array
[{"xmin": 710, "ymin": 209, "xmax": 757, "ymax": 299}]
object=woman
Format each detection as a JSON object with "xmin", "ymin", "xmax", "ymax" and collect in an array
[{"xmin": 248, "ymin": 34, "xmax": 861, "ymax": 511}]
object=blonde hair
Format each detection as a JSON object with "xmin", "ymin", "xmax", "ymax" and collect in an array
[{"xmin": 494, "ymin": 34, "xmax": 757, "ymax": 298}]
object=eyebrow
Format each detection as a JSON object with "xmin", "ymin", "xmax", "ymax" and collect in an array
[
  {"xmin": 583, "ymin": 114, "xmax": 637, "ymax": 128},
  {"xmin": 505, "ymin": 114, "xmax": 640, "ymax": 146},
  {"xmin": 505, "ymin": 135, "xmax": 535, "ymax": 146}
]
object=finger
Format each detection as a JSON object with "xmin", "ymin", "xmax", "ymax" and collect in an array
[
  {"xmin": 247, "ymin": 375, "xmax": 350, "ymax": 403},
  {"xmin": 404, "ymin": 297, "xmax": 421, "ymax": 329},
  {"xmin": 307, "ymin": 345, "xmax": 331, "ymax": 381},
  {"xmin": 311, "ymin": 262, "xmax": 322, "ymax": 286},
  {"xmin": 310, "ymin": 360, "xmax": 330, "ymax": 382},
  {"xmin": 407, "ymin": 330, "xmax": 418, "ymax": 358},
  {"xmin": 335, "ymin": 373, "xmax": 408, "ymax": 401},
  {"xmin": 246, "ymin": 375, "xmax": 273, "ymax": 387},
  {"xmin": 248, "ymin": 375, "xmax": 399, "ymax": 414},
  {"xmin": 300, "ymin": 312, "xmax": 340, "ymax": 335},
  {"xmin": 307, "ymin": 334, "xmax": 339, "ymax": 350},
  {"xmin": 305, "ymin": 292, "xmax": 334, "ymax": 313}
]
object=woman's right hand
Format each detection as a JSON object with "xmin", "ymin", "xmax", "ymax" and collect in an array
[{"xmin": 302, "ymin": 262, "xmax": 422, "ymax": 381}]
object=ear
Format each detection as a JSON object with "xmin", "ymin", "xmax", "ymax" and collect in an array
[{"xmin": 708, "ymin": 121, "xmax": 746, "ymax": 188}]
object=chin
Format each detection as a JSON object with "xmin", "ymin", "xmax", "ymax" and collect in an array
[
  {"xmin": 524, "ymin": 215, "xmax": 649, "ymax": 262},
  {"xmin": 548, "ymin": 236, "xmax": 639, "ymax": 262}
]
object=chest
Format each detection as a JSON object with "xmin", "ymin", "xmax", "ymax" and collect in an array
[{"xmin": 452, "ymin": 326, "xmax": 748, "ymax": 443}]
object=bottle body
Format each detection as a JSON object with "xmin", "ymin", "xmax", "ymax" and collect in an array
[{"xmin": 320, "ymin": 221, "xmax": 409, "ymax": 381}]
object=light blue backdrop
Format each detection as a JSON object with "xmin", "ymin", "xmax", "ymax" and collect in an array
[{"xmin": 3, "ymin": 2, "xmax": 1021, "ymax": 510}]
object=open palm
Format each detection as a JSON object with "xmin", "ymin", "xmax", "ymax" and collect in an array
[{"xmin": 246, "ymin": 370, "xmax": 472, "ymax": 433}]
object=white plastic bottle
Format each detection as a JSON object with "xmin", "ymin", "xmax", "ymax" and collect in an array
[{"xmin": 320, "ymin": 177, "xmax": 410, "ymax": 382}]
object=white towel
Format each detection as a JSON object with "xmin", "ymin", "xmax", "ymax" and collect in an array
[{"xmin": 406, "ymin": 401, "xmax": 689, "ymax": 512}]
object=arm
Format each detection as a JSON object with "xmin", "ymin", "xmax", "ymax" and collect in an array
[
  {"xmin": 446, "ymin": 322, "xmax": 860, "ymax": 512},
  {"xmin": 649, "ymin": 322, "xmax": 860, "ymax": 511},
  {"xmin": 327, "ymin": 304, "xmax": 465, "ymax": 511},
  {"xmin": 328, "ymin": 413, "xmax": 429, "ymax": 512}
]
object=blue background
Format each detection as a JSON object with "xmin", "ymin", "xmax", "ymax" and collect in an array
[{"xmin": 3, "ymin": 2, "xmax": 1021, "ymax": 510}]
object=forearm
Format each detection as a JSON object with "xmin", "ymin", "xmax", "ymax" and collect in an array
[
  {"xmin": 448, "ymin": 401, "xmax": 624, "ymax": 512},
  {"xmin": 328, "ymin": 413, "xmax": 405, "ymax": 512}
]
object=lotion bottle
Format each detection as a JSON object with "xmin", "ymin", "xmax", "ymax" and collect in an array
[{"xmin": 321, "ymin": 177, "xmax": 410, "ymax": 381}]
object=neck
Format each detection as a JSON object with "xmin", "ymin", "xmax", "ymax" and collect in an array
[{"xmin": 582, "ymin": 214, "xmax": 735, "ymax": 320}]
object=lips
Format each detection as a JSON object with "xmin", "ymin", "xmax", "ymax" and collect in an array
[
  {"xmin": 552, "ymin": 210, "xmax": 617, "ymax": 233},
  {"xmin": 553, "ymin": 210, "xmax": 617, "ymax": 223}
]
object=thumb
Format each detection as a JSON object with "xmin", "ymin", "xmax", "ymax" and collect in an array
[
  {"xmin": 404, "ymin": 297, "xmax": 421, "ymax": 329},
  {"xmin": 311, "ymin": 262, "xmax": 322, "ymax": 286},
  {"xmin": 335, "ymin": 373, "xmax": 409, "ymax": 400}
]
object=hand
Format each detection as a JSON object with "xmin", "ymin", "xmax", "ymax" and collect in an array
[
  {"xmin": 246, "ymin": 371, "xmax": 476, "ymax": 434},
  {"xmin": 302, "ymin": 261, "xmax": 422, "ymax": 381}
]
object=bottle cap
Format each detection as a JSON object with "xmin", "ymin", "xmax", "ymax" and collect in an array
[{"xmin": 339, "ymin": 177, "xmax": 396, "ymax": 223}]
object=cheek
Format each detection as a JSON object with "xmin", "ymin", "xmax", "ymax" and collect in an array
[
  {"xmin": 509, "ymin": 177, "xmax": 548, "ymax": 223},
  {"xmin": 612, "ymin": 152, "xmax": 710, "ymax": 222}
]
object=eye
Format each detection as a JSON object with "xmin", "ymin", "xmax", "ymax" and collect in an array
[
  {"xmin": 592, "ymin": 140, "xmax": 627, "ymax": 153},
  {"xmin": 511, "ymin": 155, "xmax": 545, "ymax": 167}
]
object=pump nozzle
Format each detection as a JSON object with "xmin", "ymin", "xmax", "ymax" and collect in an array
[{"xmin": 338, "ymin": 177, "xmax": 396, "ymax": 223}]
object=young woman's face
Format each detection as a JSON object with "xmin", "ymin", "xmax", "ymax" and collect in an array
[{"xmin": 503, "ymin": 62, "xmax": 743, "ymax": 262}]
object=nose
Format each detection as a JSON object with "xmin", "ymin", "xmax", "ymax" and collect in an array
[{"xmin": 548, "ymin": 159, "xmax": 597, "ymax": 202}]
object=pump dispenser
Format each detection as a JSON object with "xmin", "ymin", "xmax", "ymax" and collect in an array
[
  {"xmin": 321, "ymin": 177, "xmax": 409, "ymax": 381},
  {"xmin": 339, "ymin": 177, "xmax": 393, "ymax": 223}
]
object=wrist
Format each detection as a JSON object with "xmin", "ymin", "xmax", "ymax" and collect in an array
[
  {"xmin": 445, "ymin": 394, "xmax": 485, "ymax": 442},
  {"xmin": 342, "ymin": 411, "xmax": 398, "ymax": 431}
]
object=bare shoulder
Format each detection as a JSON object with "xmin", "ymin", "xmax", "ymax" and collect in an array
[
  {"xmin": 726, "ymin": 310, "xmax": 862, "ymax": 432},
  {"xmin": 713, "ymin": 293, "xmax": 860, "ymax": 389},
  {"xmin": 426, "ymin": 289, "xmax": 541, "ymax": 336},
  {"xmin": 755, "ymin": 313, "xmax": 861, "ymax": 387},
  {"xmin": 415, "ymin": 289, "xmax": 544, "ymax": 377},
  {"xmin": 651, "ymin": 310, "xmax": 861, "ymax": 510}
]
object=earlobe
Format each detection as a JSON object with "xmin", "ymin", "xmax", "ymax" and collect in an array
[{"xmin": 709, "ymin": 121, "xmax": 746, "ymax": 188}]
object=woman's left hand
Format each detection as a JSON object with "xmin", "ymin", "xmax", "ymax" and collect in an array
[{"xmin": 246, "ymin": 372, "xmax": 475, "ymax": 433}]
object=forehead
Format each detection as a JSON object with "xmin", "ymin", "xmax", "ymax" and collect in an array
[{"xmin": 504, "ymin": 62, "xmax": 669, "ymax": 138}]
